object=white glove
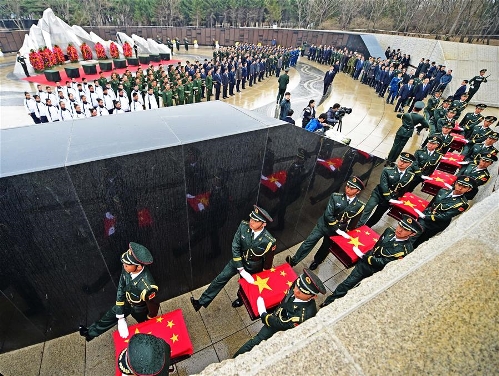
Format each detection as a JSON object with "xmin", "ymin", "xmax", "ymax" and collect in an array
[
  {"xmin": 352, "ymin": 246, "xmax": 363, "ymax": 258},
  {"xmin": 414, "ymin": 209, "xmax": 426, "ymax": 218},
  {"xmin": 336, "ymin": 229, "xmax": 351, "ymax": 239},
  {"xmin": 256, "ymin": 296, "xmax": 267, "ymax": 315},
  {"xmin": 275, "ymin": 181, "xmax": 282, "ymax": 188},
  {"xmin": 260, "ymin": 175, "xmax": 269, "ymax": 181},
  {"xmin": 117, "ymin": 318, "xmax": 129, "ymax": 338},
  {"xmin": 457, "ymin": 161, "xmax": 469, "ymax": 165},
  {"xmin": 389, "ymin": 199, "xmax": 403, "ymax": 204},
  {"xmin": 440, "ymin": 157, "xmax": 449, "ymax": 160},
  {"xmin": 463, "ymin": 139, "xmax": 470, "ymax": 144},
  {"xmin": 421, "ymin": 175, "xmax": 432, "ymax": 180},
  {"xmin": 238, "ymin": 268, "xmax": 255, "ymax": 284},
  {"xmin": 444, "ymin": 183, "xmax": 453, "ymax": 189},
  {"xmin": 186, "ymin": 194, "xmax": 195, "ymax": 198}
]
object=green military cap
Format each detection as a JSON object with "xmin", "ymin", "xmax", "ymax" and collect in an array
[
  {"xmin": 442, "ymin": 99, "xmax": 453, "ymax": 104},
  {"xmin": 121, "ymin": 242, "xmax": 153, "ymax": 265},
  {"xmin": 480, "ymin": 69, "xmax": 487, "ymax": 73},
  {"xmin": 475, "ymin": 104, "xmax": 487, "ymax": 109},
  {"xmin": 427, "ymin": 136, "xmax": 442, "ymax": 146},
  {"xmin": 484, "ymin": 116, "xmax": 497, "ymax": 123},
  {"xmin": 399, "ymin": 152, "xmax": 416, "ymax": 163},
  {"xmin": 346, "ymin": 176, "xmax": 365, "ymax": 190},
  {"xmin": 456, "ymin": 175, "xmax": 477, "ymax": 189},
  {"xmin": 447, "ymin": 108, "xmax": 457, "ymax": 114},
  {"xmin": 414, "ymin": 101, "xmax": 425, "ymax": 110},
  {"xmin": 296, "ymin": 268, "xmax": 326, "ymax": 295},
  {"xmin": 119, "ymin": 334, "xmax": 171, "ymax": 376},
  {"xmin": 479, "ymin": 153, "xmax": 497, "ymax": 163},
  {"xmin": 442, "ymin": 122, "xmax": 454, "ymax": 128},
  {"xmin": 487, "ymin": 132, "xmax": 499, "ymax": 140},
  {"xmin": 249, "ymin": 205, "xmax": 273, "ymax": 223},
  {"xmin": 398, "ymin": 215, "xmax": 423, "ymax": 234}
]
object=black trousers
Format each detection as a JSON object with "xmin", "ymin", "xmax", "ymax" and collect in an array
[{"xmin": 29, "ymin": 112, "xmax": 41, "ymax": 124}]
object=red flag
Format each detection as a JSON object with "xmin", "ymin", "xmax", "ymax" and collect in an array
[
  {"xmin": 329, "ymin": 225, "xmax": 380, "ymax": 267},
  {"xmin": 187, "ymin": 192, "xmax": 211, "ymax": 212},
  {"xmin": 113, "ymin": 309, "xmax": 193, "ymax": 376},
  {"xmin": 104, "ymin": 212, "xmax": 116, "ymax": 237},
  {"xmin": 137, "ymin": 208, "xmax": 153, "ymax": 228},
  {"xmin": 449, "ymin": 132, "xmax": 466, "ymax": 152},
  {"xmin": 260, "ymin": 170, "xmax": 287, "ymax": 192},
  {"xmin": 317, "ymin": 157, "xmax": 343, "ymax": 172},
  {"xmin": 388, "ymin": 192, "xmax": 429, "ymax": 220},
  {"xmin": 239, "ymin": 263, "xmax": 298, "ymax": 318},
  {"xmin": 422, "ymin": 170, "xmax": 457, "ymax": 195},
  {"xmin": 437, "ymin": 152, "xmax": 465, "ymax": 174}
]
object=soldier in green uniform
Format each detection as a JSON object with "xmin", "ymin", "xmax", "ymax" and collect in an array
[
  {"xmin": 98, "ymin": 72, "xmax": 108, "ymax": 90},
  {"xmin": 79, "ymin": 243, "xmax": 160, "ymax": 341},
  {"xmin": 184, "ymin": 76, "xmax": 194, "ymax": 104},
  {"xmin": 456, "ymin": 153, "xmax": 496, "ymax": 200},
  {"xmin": 450, "ymin": 93, "xmax": 469, "ymax": 119},
  {"xmin": 421, "ymin": 90, "xmax": 442, "ymax": 128},
  {"xmin": 358, "ymin": 153, "xmax": 417, "ymax": 228},
  {"xmin": 174, "ymin": 79, "xmax": 185, "ymax": 106},
  {"xmin": 386, "ymin": 101, "xmax": 429, "ymax": 165},
  {"xmin": 161, "ymin": 83, "xmax": 174, "ymax": 107},
  {"xmin": 193, "ymin": 73, "xmax": 202, "ymax": 103},
  {"xmin": 435, "ymin": 108, "xmax": 457, "ymax": 134},
  {"xmin": 234, "ymin": 268, "xmax": 325, "ymax": 357},
  {"xmin": 276, "ymin": 69, "xmax": 290, "ymax": 104},
  {"xmin": 466, "ymin": 115, "xmax": 497, "ymax": 144},
  {"xmin": 427, "ymin": 98, "xmax": 452, "ymax": 134},
  {"xmin": 412, "ymin": 176, "xmax": 475, "ymax": 248},
  {"xmin": 406, "ymin": 136, "xmax": 443, "ymax": 192},
  {"xmin": 459, "ymin": 104, "xmax": 486, "ymax": 138},
  {"xmin": 321, "ymin": 215, "xmax": 422, "ymax": 307},
  {"xmin": 461, "ymin": 131, "xmax": 499, "ymax": 163},
  {"xmin": 431, "ymin": 123, "xmax": 455, "ymax": 154},
  {"xmin": 286, "ymin": 176, "xmax": 366, "ymax": 270},
  {"xmin": 118, "ymin": 333, "xmax": 171, "ymax": 376},
  {"xmin": 467, "ymin": 69, "xmax": 488, "ymax": 102},
  {"xmin": 190, "ymin": 205, "xmax": 276, "ymax": 310},
  {"xmin": 205, "ymin": 70, "xmax": 213, "ymax": 101}
]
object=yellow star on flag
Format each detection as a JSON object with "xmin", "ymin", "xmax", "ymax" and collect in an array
[
  {"xmin": 199, "ymin": 197, "xmax": 209, "ymax": 205},
  {"xmin": 373, "ymin": 237, "xmax": 379, "ymax": 242},
  {"xmin": 270, "ymin": 267, "xmax": 276, "ymax": 272},
  {"xmin": 253, "ymin": 275, "xmax": 272, "ymax": 293},
  {"xmin": 156, "ymin": 317, "xmax": 163, "ymax": 323},
  {"xmin": 280, "ymin": 270, "xmax": 287, "ymax": 277},
  {"xmin": 364, "ymin": 231, "xmax": 371, "ymax": 235},
  {"xmin": 124, "ymin": 339, "xmax": 129, "ymax": 343},
  {"xmin": 170, "ymin": 334, "xmax": 179, "ymax": 343},
  {"xmin": 354, "ymin": 229, "xmax": 361, "ymax": 233},
  {"xmin": 167, "ymin": 320, "xmax": 175, "ymax": 329},
  {"xmin": 403, "ymin": 200, "xmax": 416, "ymax": 208},
  {"xmin": 284, "ymin": 290, "xmax": 288, "ymax": 294},
  {"xmin": 134, "ymin": 328, "xmax": 140, "ymax": 334},
  {"xmin": 449, "ymin": 157, "xmax": 457, "ymax": 161},
  {"xmin": 286, "ymin": 280, "xmax": 293, "ymax": 287},
  {"xmin": 327, "ymin": 160, "xmax": 337, "ymax": 166},
  {"xmin": 269, "ymin": 177, "xmax": 278, "ymax": 183},
  {"xmin": 348, "ymin": 236, "xmax": 365, "ymax": 248},
  {"xmin": 434, "ymin": 177, "xmax": 445, "ymax": 182}
]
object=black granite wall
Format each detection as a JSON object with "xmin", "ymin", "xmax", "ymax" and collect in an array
[{"xmin": 0, "ymin": 122, "xmax": 383, "ymax": 353}]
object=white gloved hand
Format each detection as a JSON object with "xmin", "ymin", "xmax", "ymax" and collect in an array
[
  {"xmin": 458, "ymin": 161, "xmax": 469, "ymax": 165},
  {"xmin": 463, "ymin": 139, "xmax": 470, "ymax": 144},
  {"xmin": 389, "ymin": 199, "xmax": 403, "ymax": 204},
  {"xmin": 440, "ymin": 157, "xmax": 449, "ymax": 160},
  {"xmin": 117, "ymin": 318, "xmax": 129, "ymax": 338},
  {"xmin": 421, "ymin": 175, "xmax": 432, "ymax": 180},
  {"xmin": 260, "ymin": 175, "xmax": 269, "ymax": 181},
  {"xmin": 352, "ymin": 246, "xmax": 364, "ymax": 258},
  {"xmin": 239, "ymin": 269, "xmax": 255, "ymax": 284},
  {"xmin": 186, "ymin": 194, "xmax": 195, "ymax": 198},
  {"xmin": 336, "ymin": 229, "xmax": 351, "ymax": 239},
  {"xmin": 256, "ymin": 296, "xmax": 267, "ymax": 315},
  {"xmin": 444, "ymin": 183, "xmax": 454, "ymax": 189},
  {"xmin": 414, "ymin": 209, "xmax": 426, "ymax": 218}
]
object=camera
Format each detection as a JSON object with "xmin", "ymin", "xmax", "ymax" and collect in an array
[{"xmin": 335, "ymin": 107, "xmax": 352, "ymax": 118}]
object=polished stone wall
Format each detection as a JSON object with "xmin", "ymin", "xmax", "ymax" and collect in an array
[{"xmin": 0, "ymin": 103, "xmax": 383, "ymax": 352}]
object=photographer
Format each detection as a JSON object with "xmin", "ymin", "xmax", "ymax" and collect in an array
[
  {"xmin": 326, "ymin": 103, "xmax": 341, "ymax": 127},
  {"xmin": 301, "ymin": 99, "xmax": 316, "ymax": 128},
  {"xmin": 305, "ymin": 113, "xmax": 328, "ymax": 133}
]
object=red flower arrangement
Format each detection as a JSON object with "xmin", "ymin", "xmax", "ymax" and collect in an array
[
  {"xmin": 80, "ymin": 43, "xmax": 93, "ymax": 60},
  {"xmin": 40, "ymin": 47, "xmax": 56, "ymax": 69},
  {"xmin": 94, "ymin": 42, "xmax": 107, "ymax": 59},
  {"xmin": 29, "ymin": 49, "xmax": 44, "ymax": 72},
  {"xmin": 122, "ymin": 41, "xmax": 133, "ymax": 58},
  {"xmin": 52, "ymin": 45, "xmax": 65, "ymax": 64},
  {"xmin": 110, "ymin": 42, "xmax": 120, "ymax": 59},
  {"xmin": 67, "ymin": 43, "xmax": 79, "ymax": 62}
]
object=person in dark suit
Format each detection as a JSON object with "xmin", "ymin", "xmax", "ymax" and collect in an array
[
  {"xmin": 408, "ymin": 77, "xmax": 431, "ymax": 112},
  {"xmin": 451, "ymin": 80, "xmax": 468, "ymax": 100},
  {"xmin": 323, "ymin": 66, "xmax": 337, "ymax": 95},
  {"xmin": 394, "ymin": 78, "xmax": 415, "ymax": 113}
]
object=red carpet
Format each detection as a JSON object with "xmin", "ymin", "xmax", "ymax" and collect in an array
[{"xmin": 22, "ymin": 59, "xmax": 182, "ymax": 86}]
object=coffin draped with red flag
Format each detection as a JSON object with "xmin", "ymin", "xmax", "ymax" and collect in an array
[
  {"xmin": 437, "ymin": 152, "xmax": 464, "ymax": 174},
  {"xmin": 388, "ymin": 192, "xmax": 429, "ymax": 221},
  {"xmin": 421, "ymin": 170, "xmax": 457, "ymax": 195},
  {"xmin": 113, "ymin": 309, "xmax": 193, "ymax": 376},
  {"xmin": 260, "ymin": 170, "xmax": 287, "ymax": 193},
  {"xmin": 316, "ymin": 157, "xmax": 343, "ymax": 177},
  {"xmin": 329, "ymin": 225, "xmax": 380, "ymax": 268},
  {"xmin": 238, "ymin": 263, "xmax": 298, "ymax": 320}
]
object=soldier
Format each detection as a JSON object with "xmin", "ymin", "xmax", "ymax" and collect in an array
[
  {"xmin": 233, "ymin": 268, "xmax": 325, "ymax": 357},
  {"xmin": 421, "ymin": 90, "xmax": 442, "ymax": 127},
  {"xmin": 16, "ymin": 51, "xmax": 30, "ymax": 77},
  {"xmin": 184, "ymin": 76, "xmax": 194, "ymax": 104},
  {"xmin": 459, "ymin": 104, "xmax": 487, "ymax": 138},
  {"xmin": 358, "ymin": 152, "xmax": 417, "ymax": 228},
  {"xmin": 286, "ymin": 176, "xmax": 365, "ymax": 270},
  {"xmin": 466, "ymin": 115, "xmax": 497, "ymax": 144},
  {"xmin": 193, "ymin": 73, "xmax": 202, "ymax": 103},
  {"xmin": 434, "ymin": 108, "xmax": 457, "ymax": 135},
  {"xmin": 456, "ymin": 153, "xmax": 496, "ymax": 200},
  {"xmin": 117, "ymin": 333, "xmax": 171, "ymax": 376},
  {"xmin": 174, "ymin": 79, "xmax": 185, "ymax": 105},
  {"xmin": 467, "ymin": 69, "xmax": 488, "ymax": 102},
  {"xmin": 190, "ymin": 205, "xmax": 276, "ymax": 310},
  {"xmin": 321, "ymin": 215, "xmax": 422, "ymax": 307},
  {"xmin": 386, "ymin": 101, "xmax": 428, "ymax": 165},
  {"xmin": 450, "ymin": 93, "xmax": 469, "ymax": 119},
  {"xmin": 412, "ymin": 176, "xmax": 475, "ymax": 248},
  {"xmin": 461, "ymin": 132, "xmax": 499, "ymax": 163},
  {"xmin": 79, "ymin": 243, "xmax": 160, "ymax": 341},
  {"xmin": 431, "ymin": 123, "xmax": 455, "ymax": 154},
  {"xmin": 406, "ymin": 136, "xmax": 443, "ymax": 192},
  {"xmin": 276, "ymin": 69, "xmax": 290, "ymax": 104}
]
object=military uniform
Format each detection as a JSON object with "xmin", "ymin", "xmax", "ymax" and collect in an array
[
  {"xmin": 386, "ymin": 104, "xmax": 428, "ymax": 163},
  {"xmin": 191, "ymin": 206, "xmax": 276, "ymax": 309},
  {"xmin": 205, "ymin": 74, "xmax": 213, "ymax": 101},
  {"xmin": 407, "ymin": 137, "xmax": 443, "ymax": 192},
  {"xmin": 234, "ymin": 269, "xmax": 325, "ymax": 357},
  {"xmin": 467, "ymin": 69, "xmax": 488, "ymax": 102},
  {"xmin": 288, "ymin": 177, "xmax": 365, "ymax": 268},
  {"xmin": 79, "ymin": 243, "xmax": 159, "ymax": 341},
  {"xmin": 462, "ymin": 142, "xmax": 498, "ymax": 163},
  {"xmin": 161, "ymin": 88, "xmax": 174, "ymax": 107},
  {"xmin": 184, "ymin": 81, "xmax": 194, "ymax": 104},
  {"xmin": 457, "ymin": 161, "xmax": 491, "ymax": 200},
  {"xmin": 424, "ymin": 94, "xmax": 441, "ymax": 122},
  {"xmin": 460, "ymin": 105, "xmax": 486, "ymax": 138},
  {"xmin": 174, "ymin": 84, "xmax": 185, "ymax": 105},
  {"xmin": 322, "ymin": 217, "xmax": 422, "ymax": 306}
]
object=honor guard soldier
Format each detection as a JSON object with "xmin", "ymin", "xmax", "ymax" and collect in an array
[
  {"xmin": 417, "ymin": 98, "xmax": 452, "ymax": 135},
  {"xmin": 286, "ymin": 176, "xmax": 366, "ymax": 270},
  {"xmin": 461, "ymin": 131, "xmax": 498, "ymax": 163},
  {"xmin": 467, "ymin": 69, "xmax": 488, "ymax": 102},
  {"xmin": 466, "ymin": 116, "xmax": 497, "ymax": 145},
  {"xmin": 17, "ymin": 51, "xmax": 30, "ymax": 77},
  {"xmin": 79, "ymin": 243, "xmax": 160, "ymax": 341},
  {"xmin": 358, "ymin": 153, "xmax": 417, "ymax": 228},
  {"xmin": 450, "ymin": 93, "xmax": 469, "ymax": 119},
  {"xmin": 321, "ymin": 215, "xmax": 422, "ymax": 307},
  {"xmin": 191, "ymin": 205, "xmax": 276, "ymax": 310},
  {"xmin": 431, "ymin": 123, "xmax": 455, "ymax": 154},
  {"xmin": 407, "ymin": 136, "xmax": 443, "ymax": 192},
  {"xmin": 459, "ymin": 104, "xmax": 486, "ymax": 138},
  {"xmin": 456, "ymin": 153, "xmax": 496, "ymax": 200},
  {"xmin": 412, "ymin": 175, "xmax": 475, "ymax": 248},
  {"xmin": 234, "ymin": 268, "xmax": 325, "ymax": 357},
  {"xmin": 118, "ymin": 333, "xmax": 172, "ymax": 376}
]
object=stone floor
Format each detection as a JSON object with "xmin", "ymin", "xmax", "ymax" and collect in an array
[{"xmin": 0, "ymin": 47, "xmax": 498, "ymax": 375}]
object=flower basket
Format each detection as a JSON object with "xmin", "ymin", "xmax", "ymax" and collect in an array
[
  {"xmin": 95, "ymin": 42, "xmax": 107, "ymax": 60},
  {"xmin": 122, "ymin": 41, "xmax": 133, "ymax": 58},
  {"xmin": 29, "ymin": 49, "xmax": 44, "ymax": 72},
  {"xmin": 110, "ymin": 42, "xmax": 120, "ymax": 59},
  {"xmin": 39, "ymin": 47, "xmax": 56, "ymax": 69},
  {"xmin": 80, "ymin": 43, "xmax": 93, "ymax": 60},
  {"xmin": 52, "ymin": 45, "xmax": 65, "ymax": 65},
  {"xmin": 67, "ymin": 44, "xmax": 79, "ymax": 63}
]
